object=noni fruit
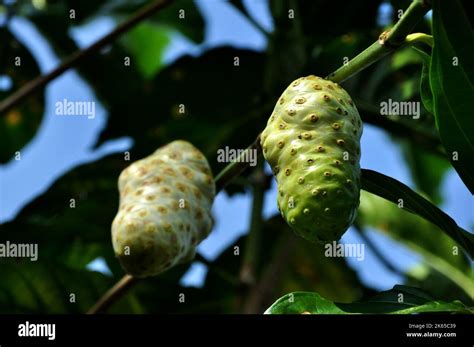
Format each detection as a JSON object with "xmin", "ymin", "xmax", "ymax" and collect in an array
[
  {"xmin": 112, "ymin": 140, "xmax": 215, "ymax": 278},
  {"xmin": 261, "ymin": 75, "xmax": 362, "ymax": 243}
]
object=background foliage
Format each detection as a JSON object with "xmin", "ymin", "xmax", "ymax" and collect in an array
[{"xmin": 0, "ymin": 0, "xmax": 472, "ymax": 313}]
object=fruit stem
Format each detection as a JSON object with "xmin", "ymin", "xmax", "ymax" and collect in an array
[
  {"xmin": 326, "ymin": 41, "xmax": 392, "ymax": 83},
  {"xmin": 86, "ymin": 275, "xmax": 138, "ymax": 314},
  {"xmin": 326, "ymin": 0, "xmax": 431, "ymax": 83},
  {"xmin": 214, "ymin": 134, "xmax": 262, "ymax": 191}
]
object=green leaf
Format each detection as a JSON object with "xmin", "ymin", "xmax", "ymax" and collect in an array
[
  {"xmin": 265, "ymin": 291, "xmax": 344, "ymax": 314},
  {"xmin": 358, "ymin": 191, "xmax": 474, "ymax": 299},
  {"xmin": 412, "ymin": 47, "xmax": 434, "ymax": 114},
  {"xmin": 120, "ymin": 22, "xmax": 171, "ymax": 79},
  {"xmin": 265, "ymin": 286, "xmax": 471, "ymax": 314},
  {"xmin": 361, "ymin": 169, "xmax": 474, "ymax": 259},
  {"xmin": 431, "ymin": 0, "xmax": 474, "ymax": 193}
]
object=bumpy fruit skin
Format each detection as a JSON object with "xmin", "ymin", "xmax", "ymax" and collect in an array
[
  {"xmin": 112, "ymin": 140, "xmax": 215, "ymax": 278},
  {"xmin": 261, "ymin": 75, "xmax": 362, "ymax": 243}
]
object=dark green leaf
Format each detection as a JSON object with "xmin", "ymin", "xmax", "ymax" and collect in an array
[
  {"xmin": 431, "ymin": 0, "xmax": 474, "ymax": 193},
  {"xmin": 361, "ymin": 169, "xmax": 474, "ymax": 259},
  {"xmin": 265, "ymin": 286, "xmax": 471, "ymax": 314}
]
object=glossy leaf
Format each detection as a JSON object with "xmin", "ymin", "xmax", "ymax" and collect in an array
[
  {"xmin": 265, "ymin": 285, "xmax": 471, "ymax": 314},
  {"xmin": 361, "ymin": 169, "xmax": 474, "ymax": 259},
  {"xmin": 431, "ymin": 0, "xmax": 474, "ymax": 193}
]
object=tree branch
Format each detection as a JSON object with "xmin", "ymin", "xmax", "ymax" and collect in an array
[
  {"xmin": 326, "ymin": 0, "xmax": 431, "ymax": 83},
  {"xmin": 0, "ymin": 0, "xmax": 173, "ymax": 114},
  {"xmin": 239, "ymin": 161, "xmax": 265, "ymax": 286}
]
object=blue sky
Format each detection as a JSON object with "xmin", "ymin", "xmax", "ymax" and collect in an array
[{"xmin": 0, "ymin": 0, "xmax": 472, "ymax": 292}]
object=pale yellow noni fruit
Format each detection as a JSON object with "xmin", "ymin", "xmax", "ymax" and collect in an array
[{"xmin": 112, "ymin": 140, "xmax": 215, "ymax": 278}]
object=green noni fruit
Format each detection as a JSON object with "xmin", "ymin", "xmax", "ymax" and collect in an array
[
  {"xmin": 112, "ymin": 140, "xmax": 215, "ymax": 278},
  {"xmin": 261, "ymin": 75, "xmax": 362, "ymax": 243}
]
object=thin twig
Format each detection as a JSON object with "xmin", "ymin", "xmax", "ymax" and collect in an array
[
  {"xmin": 0, "ymin": 0, "xmax": 173, "ymax": 114},
  {"xmin": 87, "ymin": 275, "xmax": 138, "ymax": 314},
  {"xmin": 214, "ymin": 134, "xmax": 261, "ymax": 192}
]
